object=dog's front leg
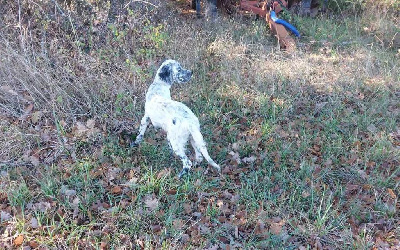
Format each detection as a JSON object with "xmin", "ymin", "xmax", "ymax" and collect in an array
[{"xmin": 131, "ymin": 115, "xmax": 150, "ymax": 147}]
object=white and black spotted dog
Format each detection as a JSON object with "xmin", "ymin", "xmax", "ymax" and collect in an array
[{"xmin": 131, "ymin": 59, "xmax": 221, "ymax": 178}]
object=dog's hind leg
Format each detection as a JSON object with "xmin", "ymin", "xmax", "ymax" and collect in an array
[
  {"xmin": 190, "ymin": 130, "xmax": 221, "ymax": 172},
  {"xmin": 190, "ymin": 136, "xmax": 203, "ymax": 166},
  {"xmin": 131, "ymin": 115, "xmax": 150, "ymax": 147},
  {"xmin": 168, "ymin": 133, "xmax": 192, "ymax": 178}
]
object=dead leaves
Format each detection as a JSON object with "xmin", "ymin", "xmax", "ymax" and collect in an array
[
  {"xmin": 387, "ymin": 188, "xmax": 397, "ymax": 200},
  {"xmin": 26, "ymin": 201, "xmax": 52, "ymax": 213},
  {"xmin": 110, "ymin": 186, "xmax": 122, "ymax": 195},
  {"xmin": 29, "ymin": 240, "xmax": 39, "ymax": 248},
  {"xmin": 228, "ymin": 150, "xmax": 257, "ymax": 166},
  {"xmin": 29, "ymin": 155, "xmax": 40, "ymax": 167},
  {"xmin": 19, "ymin": 103, "xmax": 34, "ymax": 121},
  {"xmin": 268, "ymin": 217, "xmax": 285, "ymax": 235},
  {"xmin": 172, "ymin": 218, "xmax": 185, "ymax": 230},
  {"xmin": 13, "ymin": 235, "xmax": 24, "ymax": 247},
  {"xmin": 30, "ymin": 217, "xmax": 39, "ymax": 229},
  {"xmin": 144, "ymin": 195, "xmax": 159, "ymax": 211},
  {"xmin": 0, "ymin": 210, "xmax": 12, "ymax": 222},
  {"xmin": 73, "ymin": 119, "xmax": 101, "ymax": 139},
  {"xmin": 183, "ymin": 203, "xmax": 192, "ymax": 214}
]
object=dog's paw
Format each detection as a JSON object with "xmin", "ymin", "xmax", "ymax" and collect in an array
[
  {"xmin": 178, "ymin": 168, "xmax": 189, "ymax": 179},
  {"xmin": 213, "ymin": 164, "xmax": 221, "ymax": 173},
  {"xmin": 130, "ymin": 141, "xmax": 139, "ymax": 148}
]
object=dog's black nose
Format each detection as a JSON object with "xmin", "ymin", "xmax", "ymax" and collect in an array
[{"xmin": 187, "ymin": 70, "xmax": 192, "ymax": 77}]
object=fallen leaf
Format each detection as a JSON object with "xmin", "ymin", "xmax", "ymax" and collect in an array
[
  {"xmin": 194, "ymin": 179, "xmax": 202, "ymax": 187},
  {"xmin": 111, "ymin": 186, "xmax": 122, "ymax": 195},
  {"xmin": 192, "ymin": 212, "xmax": 202, "ymax": 218},
  {"xmin": 64, "ymin": 189, "xmax": 77, "ymax": 196},
  {"xmin": 183, "ymin": 203, "xmax": 192, "ymax": 214},
  {"xmin": 235, "ymin": 210, "xmax": 246, "ymax": 219},
  {"xmin": 40, "ymin": 133, "xmax": 51, "ymax": 142},
  {"xmin": 14, "ymin": 235, "xmax": 24, "ymax": 246},
  {"xmin": 219, "ymin": 236, "xmax": 230, "ymax": 244},
  {"xmin": 20, "ymin": 103, "xmax": 34, "ymax": 121},
  {"xmin": 199, "ymin": 224, "xmax": 211, "ymax": 234},
  {"xmin": 1, "ymin": 211, "xmax": 12, "ymax": 221},
  {"xmin": 302, "ymin": 190, "xmax": 310, "ymax": 198},
  {"xmin": 180, "ymin": 234, "xmax": 190, "ymax": 243},
  {"xmin": 106, "ymin": 168, "xmax": 121, "ymax": 181},
  {"xmin": 72, "ymin": 197, "xmax": 81, "ymax": 207},
  {"xmin": 387, "ymin": 188, "xmax": 397, "ymax": 199},
  {"xmin": 29, "ymin": 241, "xmax": 39, "ymax": 248},
  {"xmin": 151, "ymin": 224, "xmax": 162, "ymax": 233},
  {"xmin": 157, "ymin": 168, "xmax": 171, "ymax": 179},
  {"xmin": 31, "ymin": 217, "xmax": 39, "ymax": 229},
  {"xmin": 222, "ymin": 190, "xmax": 232, "ymax": 199},
  {"xmin": 86, "ymin": 119, "xmax": 96, "ymax": 129},
  {"xmin": 172, "ymin": 219, "xmax": 185, "ymax": 230},
  {"xmin": 230, "ymin": 194, "xmax": 240, "ymax": 203},
  {"xmin": 229, "ymin": 151, "xmax": 241, "ymax": 164},
  {"xmin": 0, "ymin": 170, "xmax": 8, "ymax": 177},
  {"xmin": 358, "ymin": 169, "xmax": 368, "ymax": 179},
  {"xmin": 314, "ymin": 102, "xmax": 328, "ymax": 115},
  {"xmin": 75, "ymin": 121, "xmax": 88, "ymax": 136},
  {"xmin": 31, "ymin": 111, "xmax": 42, "ymax": 124},
  {"xmin": 367, "ymin": 124, "xmax": 377, "ymax": 133},
  {"xmin": 26, "ymin": 202, "xmax": 51, "ymax": 213},
  {"xmin": 122, "ymin": 177, "xmax": 138, "ymax": 186},
  {"xmin": 242, "ymin": 156, "xmax": 257, "ymax": 164},
  {"xmin": 270, "ymin": 222, "xmax": 282, "ymax": 235},
  {"xmin": 100, "ymin": 241, "xmax": 108, "ymax": 250},
  {"xmin": 30, "ymin": 155, "xmax": 40, "ymax": 167},
  {"xmin": 232, "ymin": 143, "xmax": 240, "ymax": 151},
  {"xmin": 144, "ymin": 196, "xmax": 159, "ymax": 211},
  {"xmin": 324, "ymin": 158, "xmax": 333, "ymax": 167},
  {"xmin": 218, "ymin": 216, "xmax": 226, "ymax": 223},
  {"xmin": 1, "ymin": 85, "xmax": 18, "ymax": 95},
  {"xmin": 167, "ymin": 189, "xmax": 177, "ymax": 195},
  {"xmin": 204, "ymin": 245, "xmax": 218, "ymax": 250},
  {"xmin": 222, "ymin": 166, "xmax": 231, "ymax": 174}
]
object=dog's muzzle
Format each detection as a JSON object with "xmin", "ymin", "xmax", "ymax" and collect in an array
[{"xmin": 178, "ymin": 70, "xmax": 192, "ymax": 83}]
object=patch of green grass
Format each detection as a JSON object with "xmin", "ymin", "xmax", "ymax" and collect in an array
[{"xmin": 7, "ymin": 180, "xmax": 32, "ymax": 209}]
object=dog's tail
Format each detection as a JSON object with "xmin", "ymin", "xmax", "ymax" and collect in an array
[{"xmin": 190, "ymin": 126, "xmax": 221, "ymax": 172}]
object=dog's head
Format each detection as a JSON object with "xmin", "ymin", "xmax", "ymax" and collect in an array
[{"xmin": 157, "ymin": 60, "xmax": 192, "ymax": 85}]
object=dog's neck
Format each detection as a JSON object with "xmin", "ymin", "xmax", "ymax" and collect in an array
[{"xmin": 146, "ymin": 77, "xmax": 172, "ymax": 102}]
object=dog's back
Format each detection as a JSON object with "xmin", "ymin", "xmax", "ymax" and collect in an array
[{"xmin": 146, "ymin": 96, "xmax": 199, "ymax": 133}]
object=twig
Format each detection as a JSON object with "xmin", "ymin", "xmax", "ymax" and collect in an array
[
  {"xmin": 17, "ymin": 0, "xmax": 25, "ymax": 51},
  {"xmin": 50, "ymin": 0, "xmax": 65, "ymax": 16},
  {"xmin": 171, "ymin": 217, "xmax": 201, "ymax": 245},
  {"xmin": 17, "ymin": 0, "xmax": 21, "ymax": 28}
]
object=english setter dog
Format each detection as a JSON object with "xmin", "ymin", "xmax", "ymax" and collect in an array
[{"xmin": 131, "ymin": 59, "xmax": 221, "ymax": 178}]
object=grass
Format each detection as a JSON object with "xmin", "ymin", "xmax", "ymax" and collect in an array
[{"xmin": 0, "ymin": 0, "xmax": 399, "ymax": 249}]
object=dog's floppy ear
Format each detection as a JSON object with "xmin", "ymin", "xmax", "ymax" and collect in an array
[{"xmin": 158, "ymin": 64, "xmax": 172, "ymax": 84}]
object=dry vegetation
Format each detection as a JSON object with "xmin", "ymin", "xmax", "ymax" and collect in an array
[{"xmin": 0, "ymin": 0, "xmax": 399, "ymax": 249}]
